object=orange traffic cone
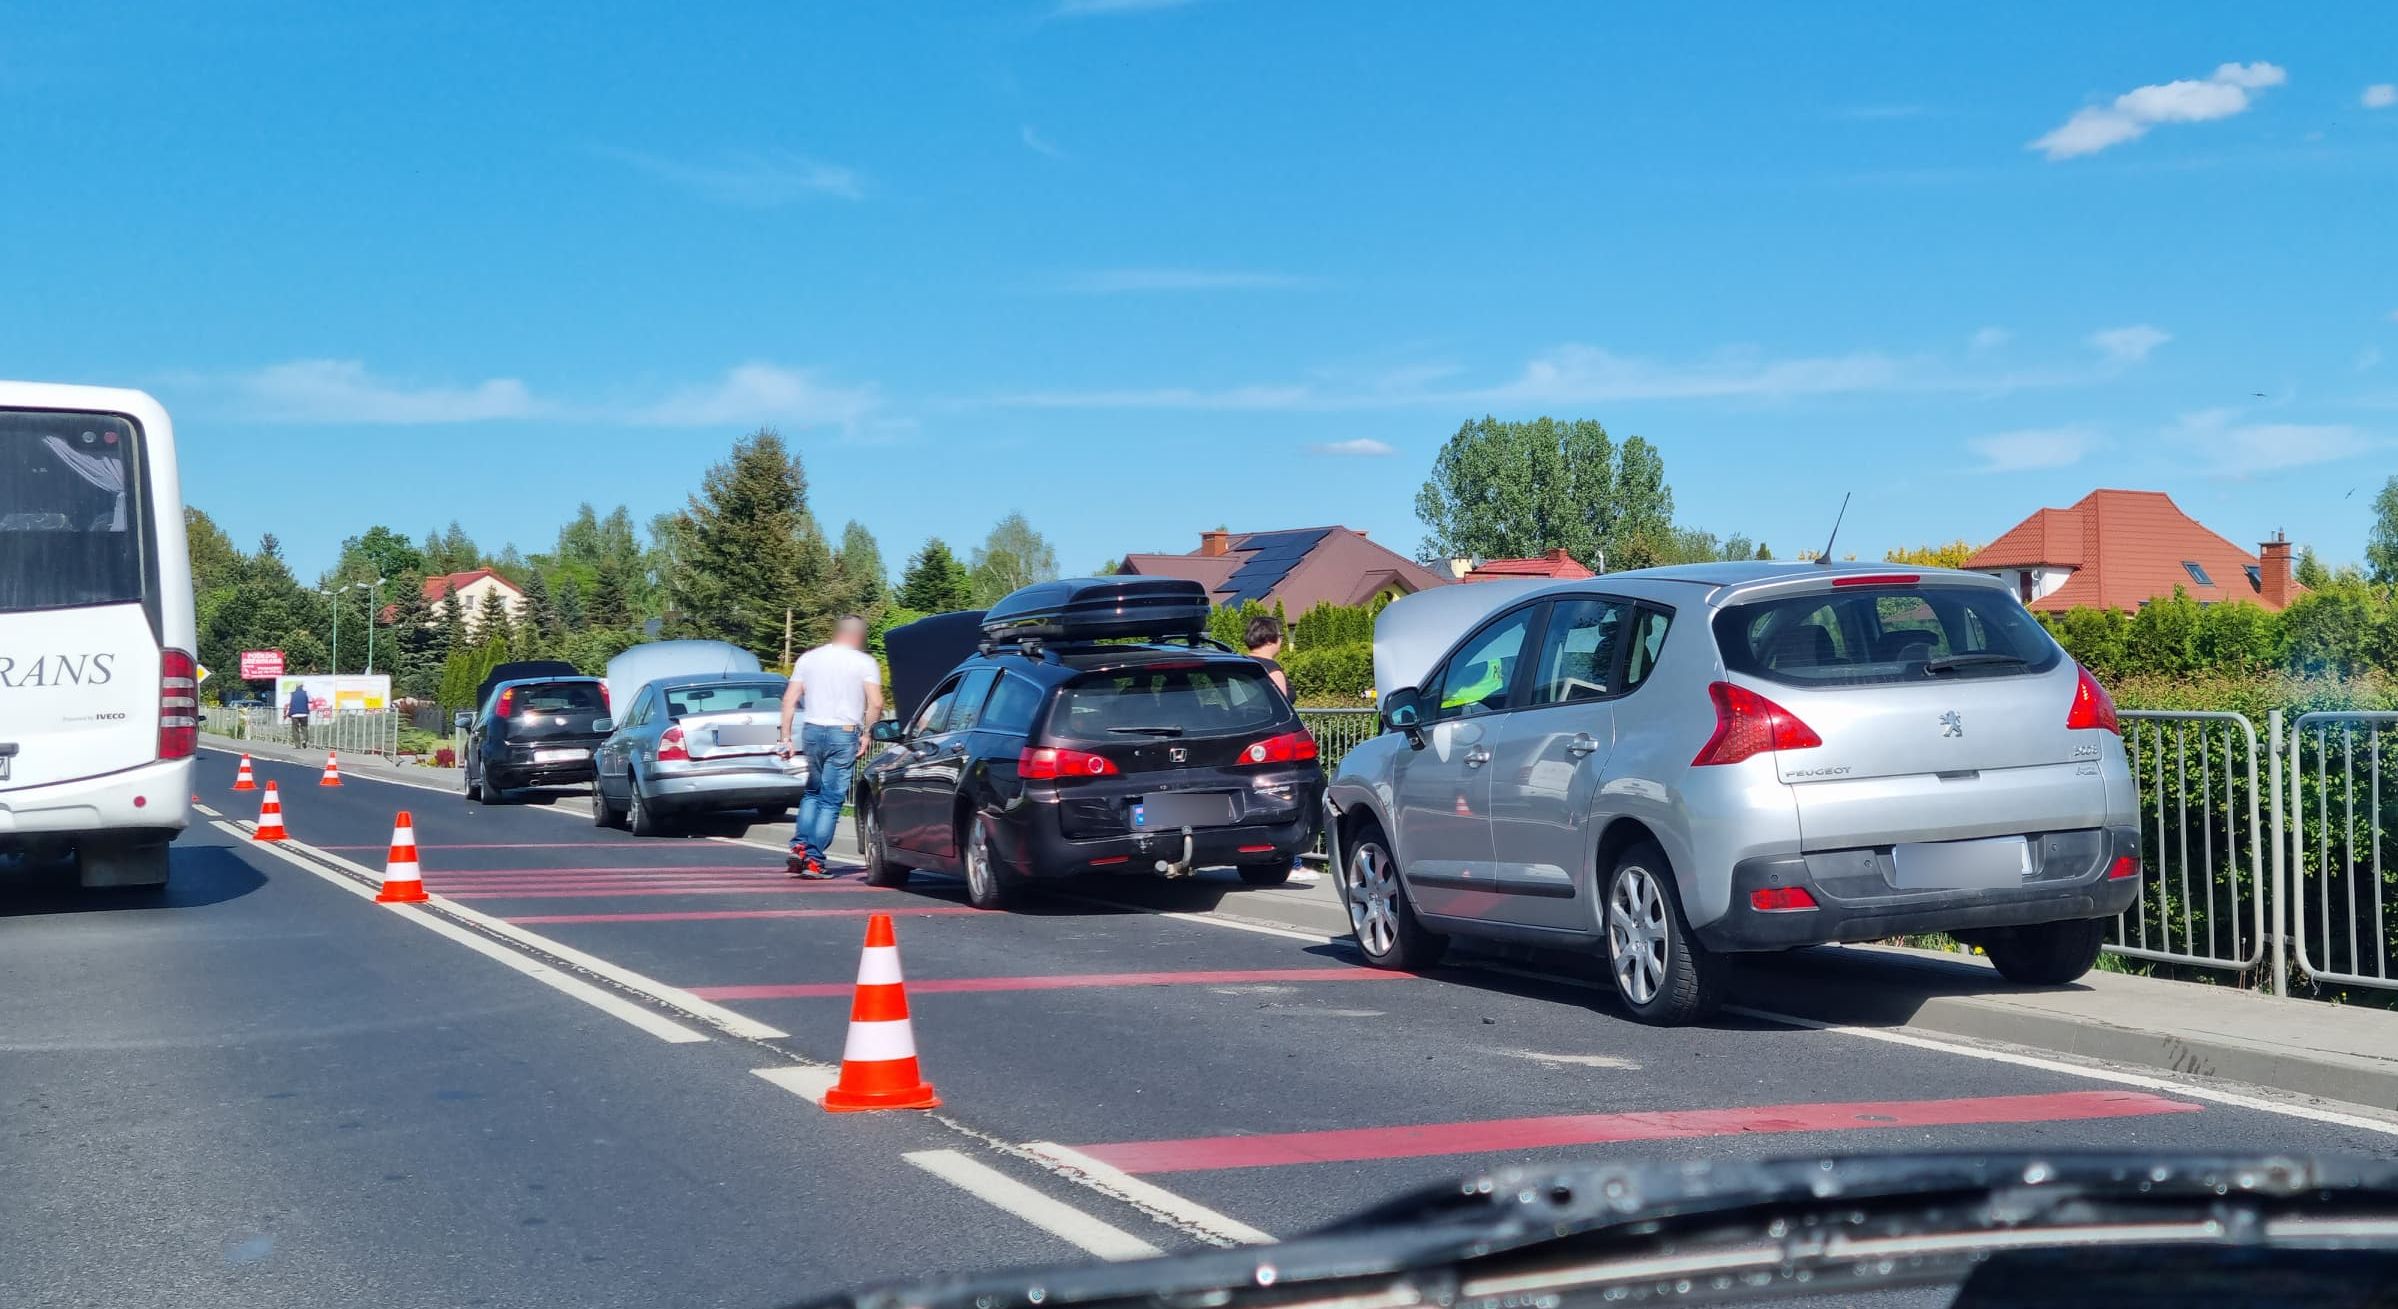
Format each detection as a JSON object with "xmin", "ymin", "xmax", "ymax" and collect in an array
[
  {"xmin": 232, "ymin": 754, "xmax": 258, "ymax": 791},
  {"xmin": 319, "ymin": 751, "xmax": 343, "ymax": 787},
  {"xmin": 822, "ymin": 913, "xmax": 941, "ymax": 1112},
  {"xmin": 376, "ymin": 811, "xmax": 428, "ymax": 903},
  {"xmin": 253, "ymin": 781, "xmax": 289, "ymax": 842}
]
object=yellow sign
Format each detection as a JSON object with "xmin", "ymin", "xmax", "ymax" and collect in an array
[{"xmin": 196, "ymin": 663, "xmax": 213, "ymax": 684}]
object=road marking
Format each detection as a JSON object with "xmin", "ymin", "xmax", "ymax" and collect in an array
[
  {"xmin": 1025, "ymin": 1142, "xmax": 1274, "ymax": 1246},
  {"xmin": 1070, "ymin": 1088, "xmax": 2201, "ymax": 1175},
  {"xmin": 507, "ymin": 906, "xmax": 980, "ymax": 924},
  {"xmin": 1728, "ymin": 1006, "xmax": 2398, "ymax": 1140},
  {"xmin": 219, "ymin": 822, "xmax": 790, "ymax": 1041},
  {"xmin": 221, "ymin": 822, "xmax": 708, "ymax": 1045},
  {"xmin": 423, "ymin": 865, "xmax": 792, "ymax": 877},
  {"xmin": 440, "ymin": 883, "xmax": 885, "ymax": 901},
  {"xmin": 193, "ymin": 802, "xmax": 221, "ymax": 818},
  {"xmin": 902, "ymin": 1149, "xmax": 1163, "ymax": 1261},
  {"xmin": 751, "ymin": 1063, "xmax": 841, "ymax": 1104},
  {"xmin": 689, "ymin": 968, "xmax": 1420, "ymax": 1000}
]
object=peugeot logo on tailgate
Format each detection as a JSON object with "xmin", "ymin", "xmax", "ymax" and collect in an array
[{"xmin": 1940, "ymin": 710, "xmax": 1964, "ymax": 738}]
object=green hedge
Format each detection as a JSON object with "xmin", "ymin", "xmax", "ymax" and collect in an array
[
  {"xmin": 2045, "ymin": 579, "xmax": 2398, "ymax": 685},
  {"xmin": 1286, "ymin": 643, "xmax": 1373, "ymax": 704}
]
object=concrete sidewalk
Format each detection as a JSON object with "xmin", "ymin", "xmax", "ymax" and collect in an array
[{"xmin": 205, "ymin": 732, "xmax": 463, "ymax": 791}]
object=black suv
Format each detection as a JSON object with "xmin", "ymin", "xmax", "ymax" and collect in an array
[
  {"xmin": 465, "ymin": 661, "xmax": 611, "ymax": 802},
  {"xmin": 857, "ymin": 578, "xmax": 1325, "ymax": 909}
]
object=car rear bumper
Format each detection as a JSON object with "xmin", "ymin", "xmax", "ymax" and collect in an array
[
  {"xmin": 993, "ymin": 788, "xmax": 1322, "ymax": 879},
  {"xmin": 1693, "ymin": 826, "xmax": 2142, "ymax": 953},
  {"xmin": 645, "ymin": 767, "xmax": 810, "ymax": 814},
  {"xmin": 0, "ymin": 758, "xmax": 193, "ymax": 845}
]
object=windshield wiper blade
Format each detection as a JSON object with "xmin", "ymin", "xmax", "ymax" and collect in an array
[
  {"xmin": 1107, "ymin": 726, "xmax": 1184, "ymax": 737},
  {"xmin": 1924, "ymin": 652, "xmax": 2028, "ymax": 674}
]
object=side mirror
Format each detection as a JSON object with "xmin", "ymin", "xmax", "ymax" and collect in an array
[
  {"xmin": 453, "ymin": 711, "xmax": 473, "ymax": 730},
  {"xmin": 1383, "ymin": 687, "xmax": 1427, "ymax": 746},
  {"xmin": 591, "ymin": 717, "xmax": 614, "ymax": 735},
  {"xmin": 870, "ymin": 720, "xmax": 905, "ymax": 744}
]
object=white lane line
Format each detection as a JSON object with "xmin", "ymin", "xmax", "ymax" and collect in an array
[
  {"xmin": 290, "ymin": 841, "xmax": 790, "ymax": 1041},
  {"xmin": 200, "ymin": 744, "xmax": 459, "ymax": 797},
  {"xmin": 220, "ymin": 822, "xmax": 706, "ymax": 1044},
  {"xmin": 903, "ymin": 1149, "xmax": 1163, "ymax": 1262},
  {"xmin": 1026, "ymin": 1142, "xmax": 1274, "ymax": 1246},
  {"xmin": 751, "ymin": 1064, "xmax": 841, "ymax": 1105},
  {"xmin": 193, "ymin": 803, "xmax": 221, "ymax": 818},
  {"xmin": 1725, "ymin": 1005, "xmax": 2398, "ymax": 1139}
]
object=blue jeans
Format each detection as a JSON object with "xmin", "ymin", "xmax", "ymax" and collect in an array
[{"xmin": 792, "ymin": 723, "xmax": 860, "ymax": 860}]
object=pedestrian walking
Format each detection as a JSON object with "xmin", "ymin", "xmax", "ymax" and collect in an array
[
  {"xmin": 777, "ymin": 615, "xmax": 884, "ymax": 880},
  {"xmin": 1245, "ymin": 614, "xmax": 1292, "ymax": 702},
  {"xmin": 286, "ymin": 682, "xmax": 313, "ymax": 750}
]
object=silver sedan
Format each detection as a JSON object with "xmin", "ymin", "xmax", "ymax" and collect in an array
[{"xmin": 591, "ymin": 673, "xmax": 810, "ymax": 837}]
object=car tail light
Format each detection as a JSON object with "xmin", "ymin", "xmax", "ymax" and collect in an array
[
  {"xmin": 1830, "ymin": 573, "xmax": 1920, "ymax": 588},
  {"xmin": 1692, "ymin": 682, "xmax": 1822, "ymax": 766},
  {"xmin": 1236, "ymin": 730, "xmax": 1318, "ymax": 766},
  {"xmin": 2066, "ymin": 665, "xmax": 2120, "ymax": 735},
  {"xmin": 1750, "ymin": 886, "xmax": 1819, "ymax": 912},
  {"xmin": 2107, "ymin": 855, "xmax": 2141, "ymax": 880},
  {"xmin": 1018, "ymin": 746, "xmax": 1118, "ymax": 780},
  {"xmin": 599, "ymin": 682, "xmax": 610, "ymax": 707},
  {"xmin": 657, "ymin": 725, "xmax": 689, "ymax": 761},
  {"xmin": 158, "ymin": 648, "xmax": 198, "ymax": 760},
  {"xmin": 495, "ymin": 687, "xmax": 517, "ymax": 718}
]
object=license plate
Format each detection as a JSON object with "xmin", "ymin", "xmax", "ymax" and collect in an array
[
  {"xmin": 713, "ymin": 724, "xmax": 780, "ymax": 747},
  {"xmin": 1133, "ymin": 791, "xmax": 1235, "ymax": 830},
  {"xmin": 534, "ymin": 749, "xmax": 586, "ymax": 763},
  {"xmin": 1891, "ymin": 837, "xmax": 2030, "ymax": 890}
]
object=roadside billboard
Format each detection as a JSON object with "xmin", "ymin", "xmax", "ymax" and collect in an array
[
  {"xmin": 239, "ymin": 649, "xmax": 286, "ymax": 679},
  {"xmin": 274, "ymin": 674, "xmax": 391, "ymax": 718}
]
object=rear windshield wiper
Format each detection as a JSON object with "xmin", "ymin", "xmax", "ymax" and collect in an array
[
  {"xmin": 1924, "ymin": 652, "xmax": 2029, "ymax": 674},
  {"xmin": 1107, "ymin": 726, "xmax": 1184, "ymax": 737}
]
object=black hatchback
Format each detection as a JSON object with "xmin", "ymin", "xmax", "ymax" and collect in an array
[
  {"xmin": 465, "ymin": 664, "xmax": 611, "ymax": 803},
  {"xmin": 857, "ymin": 578, "xmax": 1325, "ymax": 909}
]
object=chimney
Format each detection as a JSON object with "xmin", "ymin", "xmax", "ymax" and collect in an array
[
  {"xmin": 1544, "ymin": 548, "xmax": 1574, "ymax": 565},
  {"xmin": 2259, "ymin": 532, "xmax": 2293, "ymax": 609},
  {"xmin": 1200, "ymin": 529, "xmax": 1232, "ymax": 558}
]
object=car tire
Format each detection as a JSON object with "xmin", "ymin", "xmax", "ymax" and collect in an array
[
  {"xmin": 1603, "ymin": 842, "xmax": 1722, "ymax": 1026},
  {"xmin": 859, "ymin": 801, "xmax": 911, "ymax": 888},
  {"xmin": 1236, "ymin": 861, "xmax": 1293, "ymax": 888},
  {"xmin": 1340, "ymin": 824, "xmax": 1446, "ymax": 970},
  {"xmin": 961, "ymin": 814, "xmax": 1013, "ymax": 911},
  {"xmin": 592, "ymin": 783, "xmax": 626, "ymax": 829},
  {"xmin": 627, "ymin": 778, "xmax": 670, "ymax": 838},
  {"xmin": 1984, "ymin": 917, "xmax": 2107, "ymax": 986},
  {"xmin": 464, "ymin": 762, "xmax": 484, "ymax": 804}
]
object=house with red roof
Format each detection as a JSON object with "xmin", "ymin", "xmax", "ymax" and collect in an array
[
  {"xmin": 1459, "ymin": 548, "xmax": 1595, "ymax": 584},
  {"xmin": 1117, "ymin": 527, "xmax": 1451, "ymax": 612},
  {"xmin": 1964, "ymin": 489, "xmax": 2300, "ymax": 614},
  {"xmin": 385, "ymin": 568, "xmax": 525, "ymax": 631}
]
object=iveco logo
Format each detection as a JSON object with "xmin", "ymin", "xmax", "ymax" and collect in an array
[{"xmin": 1940, "ymin": 710, "xmax": 1964, "ymax": 738}]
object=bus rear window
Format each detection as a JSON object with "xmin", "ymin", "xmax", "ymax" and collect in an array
[{"xmin": 0, "ymin": 411, "xmax": 148, "ymax": 612}]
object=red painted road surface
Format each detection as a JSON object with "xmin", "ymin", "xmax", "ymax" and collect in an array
[{"xmin": 688, "ymin": 967, "xmax": 1416, "ymax": 1000}]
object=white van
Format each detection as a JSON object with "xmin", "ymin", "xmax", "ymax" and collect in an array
[{"xmin": 0, "ymin": 383, "xmax": 197, "ymax": 887}]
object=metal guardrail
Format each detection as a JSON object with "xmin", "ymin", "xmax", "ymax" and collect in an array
[
  {"xmin": 2114, "ymin": 710, "xmax": 2267, "ymax": 974},
  {"xmin": 2287, "ymin": 712, "xmax": 2398, "ymax": 995},
  {"xmin": 201, "ymin": 706, "xmax": 402, "ymax": 760}
]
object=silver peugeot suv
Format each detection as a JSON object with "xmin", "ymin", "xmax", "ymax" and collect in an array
[{"xmin": 1324, "ymin": 562, "xmax": 2139, "ymax": 1025}]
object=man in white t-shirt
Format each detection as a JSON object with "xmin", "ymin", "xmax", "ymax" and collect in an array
[{"xmin": 776, "ymin": 615, "xmax": 885, "ymax": 879}]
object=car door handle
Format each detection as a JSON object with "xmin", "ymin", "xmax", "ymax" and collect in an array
[
  {"xmin": 1464, "ymin": 746, "xmax": 1492, "ymax": 767},
  {"xmin": 1567, "ymin": 733, "xmax": 1600, "ymax": 757}
]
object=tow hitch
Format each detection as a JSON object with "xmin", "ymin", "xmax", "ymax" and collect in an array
[{"xmin": 1153, "ymin": 826, "xmax": 1198, "ymax": 877}]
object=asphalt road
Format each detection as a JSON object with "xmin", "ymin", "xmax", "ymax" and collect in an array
[{"xmin": 7, "ymin": 745, "xmax": 2397, "ymax": 1308}]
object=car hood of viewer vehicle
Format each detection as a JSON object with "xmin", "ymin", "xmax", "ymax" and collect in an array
[
  {"xmin": 1372, "ymin": 578, "xmax": 1547, "ymax": 700},
  {"xmin": 603, "ymin": 640, "xmax": 763, "ymax": 713}
]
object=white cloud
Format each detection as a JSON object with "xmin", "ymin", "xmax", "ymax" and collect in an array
[
  {"xmin": 1968, "ymin": 426, "xmax": 2095, "ymax": 472},
  {"xmin": 2089, "ymin": 324, "xmax": 2171, "ymax": 365},
  {"xmin": 2174, "ymin": 408, "xmax": 2373, "ymax": 474},
  {"xmin": 993, "ymin": 383, "xmax": 1314, "ymax": 410},
  {"xmin": 1055, "ymin": 268, "xmax": 1310, "ymax": 293},
  {"xmin": 1309, "ymin": 438, "xmax": 1395, "ymax": 458},
  {"xmin": 227, "ymin": 360, "xmax": 544, "ymax": 423},
  {"xmin": 632, "ymin": 363, "xmax": 879, "ymax": 431},
  {"xmin": 2030, "ymin": 62, "xmax": 2286, "ymax": 159},
  {"xmin": 604, "ymin": 148, "xmax": 863, "ymax": 204},
  {"xmin": 1054, "ymin": 0, "xmax": 1196, "ymax": 14},
  {"xmin": 1480, "ymin": 344, "xmax": 1909, "ymax": 404},
  {"xmin": 2365, "ymin": 83, "xmax": 2397, "ymax": 109},
  {"xmin": 1019, "ymin": 125, "xmax": 1066, "ymax": 158},
  {"xmin": 1969, "ymin": 326, "xmax": 2012, "ymax": 353}
]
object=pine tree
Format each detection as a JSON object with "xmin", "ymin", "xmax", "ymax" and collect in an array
[
  {"xmin": 554, "ymin": 573, "xmax": 586, "ymax": 631},
  {"xmin": 519, "ymin": 570, "xmax": 562, "ymax": 647},
  {"xmin": 438, "ymin": 586, "xmax": 470, "ymax": 655},
  {"xmin": 896, "ymin": 538, "xmax": 975, "ymax": 613},
  {"xmin": 834, "ymin": 520, "xmax": 887, "ymax": 612},
  {"xmin": 476, "ymin": 585, "xmax": 515, "ymax": 645},
  {"xmin": 662, "ymin": 429, "xmax": 835, "ymax": 657},
  {"xmin": 387, "ymin": 573, "xmax": 440, "ymax": 700},
  {"xmin": 590, "ymin": 557, "xmax": 633, "ymax": 626}
]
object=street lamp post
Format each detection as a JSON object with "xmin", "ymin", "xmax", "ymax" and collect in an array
[
  {"xmin": 321, "ymin": 587, "xmax": 340, "ymax": 677},
  {"xmin": 355, "ymin": 578, "xmax": 387, "ymax": 675}
]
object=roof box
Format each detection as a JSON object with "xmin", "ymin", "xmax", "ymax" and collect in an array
[{"xmin": 980, "ymin": 577, "xmax": 1211, "ymax": 644}]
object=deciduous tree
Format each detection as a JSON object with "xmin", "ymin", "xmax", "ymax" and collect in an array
[
  {"xmin": 1414, "ymin": 417, "xmax": 1674, "ymax": 568},
  {"xmin": 968, "ymin": 512, "xmax": 1059, "ymax": 606}
]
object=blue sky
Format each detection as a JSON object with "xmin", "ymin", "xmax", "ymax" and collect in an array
[{"xmin": 6, "ymin": 2, "xmax": 2396, "ymax": 579}]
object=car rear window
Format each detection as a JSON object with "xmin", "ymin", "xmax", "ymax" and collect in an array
[
  {"xmin": 0, "ymin": 410, "xmax": 149, "ymax": 613},
  {"xmin": 1713, "ymin": 584, "xmax": 2061, "ymax": 688},
  {"xmin": 1052, "ymin": 664, "xmax": 1282, "ymax": 739},
  {"xmin": 664, "ymin": 681, "xmax": 784, "ymax": 717},
  {"xmin": 517, "ymin": 682, "xmax": 608, "ymax": 713}
]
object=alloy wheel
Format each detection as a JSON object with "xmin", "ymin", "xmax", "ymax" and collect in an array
[
  {"xmin": 1608, "ymin": 864, "xmax": 1670, "ymax": 1006},
  {"xmin": 965, "ymin": 823, "xmax": 996, "ymax": 903},
  {"xmin": 1345, "ymin": 842, "xmax": 1400, "ymax": 958}
]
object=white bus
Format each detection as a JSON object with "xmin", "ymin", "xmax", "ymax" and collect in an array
[{"xmin": 0, "ymin": 383, "xmax": 196, "ymax": 887}]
